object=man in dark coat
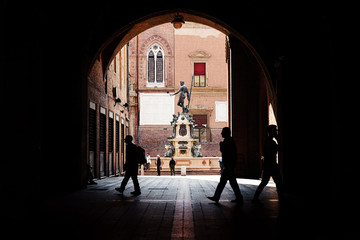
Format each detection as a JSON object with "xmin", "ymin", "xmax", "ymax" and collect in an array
[
  {"xmin": 207, "ymin": 127, "xmax": 243, "ymax": 204},
  {"xmin": 156, "ymin": 155, "xmax": 162, "ymax": 176},
  {"xmin": 115, "ymin": 135, "xmax": 141, "ymax": 195},
  {"xmin": 169, "ymin": 157, "xmax": 176, "ymax": 176}
]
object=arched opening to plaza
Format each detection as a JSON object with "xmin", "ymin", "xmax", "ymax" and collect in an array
[{"xmin": 84, "ymin": 9, "xmax": 276, "ymax": 180}]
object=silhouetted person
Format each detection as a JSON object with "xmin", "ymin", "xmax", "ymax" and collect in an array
[
  {"xmin": 115, "ymin": 135, "xmax": 141, "ymax": 195},
  {"xmin": 156, "ymin": 155, "xmax": 162, "ymax": 176},
  {"xmin": 207, "ymin": 127, "xmax": 243, "ymax": 204},
  {"xmin": 169, "ymin": 157, "xmax": 176, "ymax": 176},
  {"xmin": 146, "ymin": 153, "xmax": 151, "ymax": 170},
  {"xmin": 86, "ymin": 164, "xmax": 97, "ymax": 185},
  {"xmin": 252, "ymin": 125, "xmax": 283, "ymax": 204}
]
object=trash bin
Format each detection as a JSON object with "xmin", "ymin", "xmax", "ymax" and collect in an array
[{"xmin": 181, "ymin": 166, "xmax": 186, "ymax": 176}]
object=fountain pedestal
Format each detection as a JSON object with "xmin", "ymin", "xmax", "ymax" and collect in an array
[{"xmin": 164, "ymin": 113, "xmax": 202, "ymax": 158}]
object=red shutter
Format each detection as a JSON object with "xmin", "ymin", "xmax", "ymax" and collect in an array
[
  {"xmin": 194, "ymin": 63, "xmax": 205, "ymax": 75},
  {"xmin": 193, "ymin": 114, "xmax": 207, "ymax": 127}
]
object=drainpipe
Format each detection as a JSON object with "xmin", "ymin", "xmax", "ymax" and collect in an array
[
  {"xmin": 136, "ymin": 35, "xmax": 140, "ymax": 145},
  {"xmin": 127, "ymin": 43, "xmax": 130, "ymax": 110}
]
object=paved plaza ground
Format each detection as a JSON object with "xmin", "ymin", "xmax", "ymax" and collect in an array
[{"xmin": 4, "ymin": 175, "xmax": 325, "ymax": 239}]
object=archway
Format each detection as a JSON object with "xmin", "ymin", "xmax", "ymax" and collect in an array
[{"xmin": 83, "ymin": 9, "xmax": 276, "ymax": 182}]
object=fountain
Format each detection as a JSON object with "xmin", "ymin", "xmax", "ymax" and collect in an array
[
  {"xmin": 164, "ymin": 112, "xmax": 203, "ymax": 158},
  {"xmin": 157, "ymin": 80, "xmax": 219, "ymax": 175}
]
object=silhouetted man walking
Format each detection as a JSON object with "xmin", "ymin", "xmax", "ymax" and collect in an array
[
  {"xmin": 115, "ymin": 135, "xmax": 141, "ymax": 195},
  {"xmin": 252, "ymin": 125, "xmax": 283, "ymax": 204},
  {"xmin": 208, "ymin": 127, "xmax": 243, "ymax": 204}
]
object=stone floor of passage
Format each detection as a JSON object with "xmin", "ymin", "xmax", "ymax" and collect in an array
[{"xmin": 3, "ymin": 175, "xmax": 327, "ymax": 239}]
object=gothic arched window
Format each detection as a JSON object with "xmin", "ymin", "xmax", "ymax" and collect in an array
[{"xmin": 147, "ymin": 44, "xmax": 164, "ymax": 86}]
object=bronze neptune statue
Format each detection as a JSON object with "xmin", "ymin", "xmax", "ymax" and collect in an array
[{"xmin": 170, "ymin": 81, "xmax": 190, "ymax": 113}]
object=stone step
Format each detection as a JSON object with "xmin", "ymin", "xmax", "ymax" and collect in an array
[{"xmin": 141, "ymin": 169, "xmax": 221, "ymax": 175}]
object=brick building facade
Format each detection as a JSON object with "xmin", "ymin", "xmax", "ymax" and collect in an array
[
  {"xmin": 128, "ymin": 22, "xmax": 229, "ymax": 158},
  {"xmin": 88, "ymin": 46, "xmax": 130, "ymax": 177}
]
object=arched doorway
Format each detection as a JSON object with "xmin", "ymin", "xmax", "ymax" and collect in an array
[{"xmin": 83, "ymin": 9, "xmax": 276, "ymax": 183}]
